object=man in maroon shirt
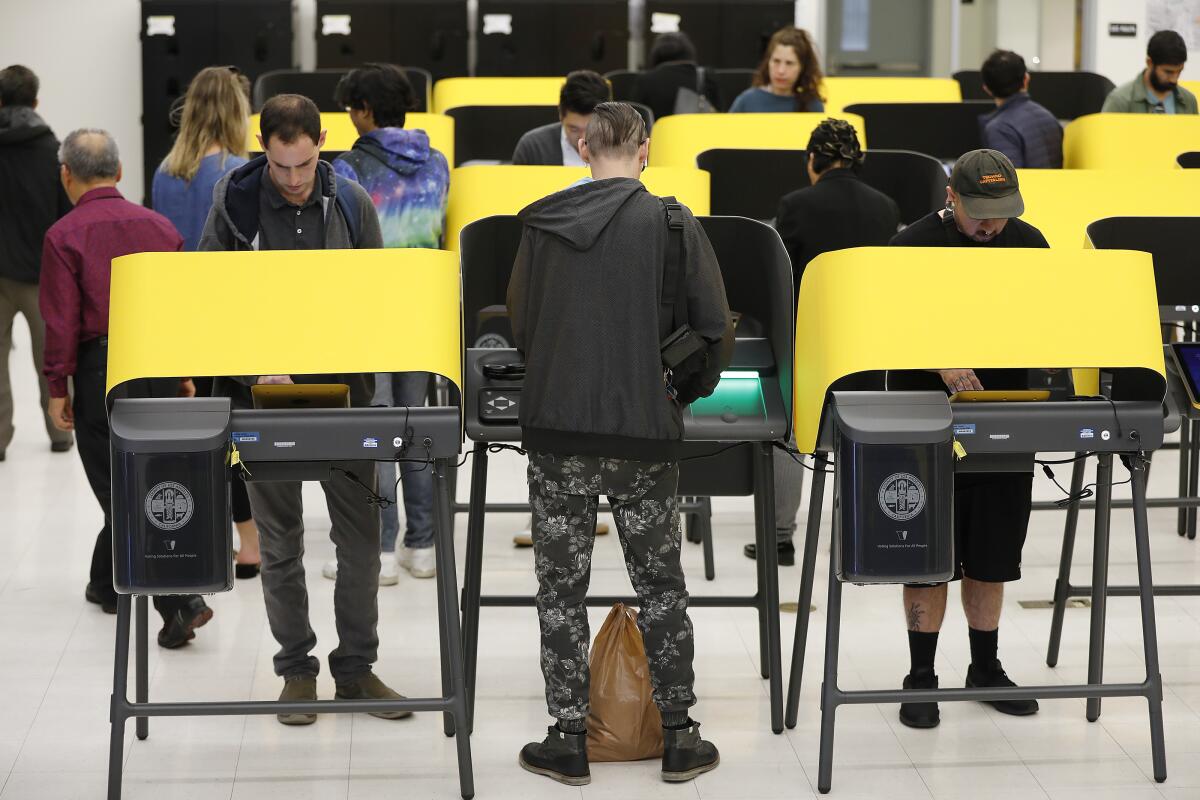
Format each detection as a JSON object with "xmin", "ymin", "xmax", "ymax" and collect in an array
[{"xmin": 40, "ymin": 128, "xmax": 213, "ymax": 648}]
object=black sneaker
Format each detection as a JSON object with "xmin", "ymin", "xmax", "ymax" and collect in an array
[
  {"xmin": 742, "ymin": 540, "xmax": 796, "ymax": 566},
  {"xmin": 157, "ymin": 596, "xmax": 213, "ymax": 648},
  {"xmin": 519, "ymin": 725, "xmax": 590, "ymax": 786},
  {"xmin": 662, "ymin": 719, "xmax": 719, "ymax": 782},
  {"xmin": 966, "ymin": 659, "xmax": 1039, "ymax": 716},
  {"xmin": 85, "ymin": 583, "xmax": 118, "ymax": 614},
  {"xmin": 898, "ymin": 668, "xmax": 940, "ymax": 729}
]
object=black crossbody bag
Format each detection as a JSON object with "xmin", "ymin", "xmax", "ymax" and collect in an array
[{"xmin": 659, "ymin": 197, "xmax": 707, "ymax": 396}]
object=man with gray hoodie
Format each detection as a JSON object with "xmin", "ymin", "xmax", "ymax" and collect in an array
[
  {"xmin": 508, "ymin": 102, "xmax": 733, "ymax": 786},
  {"xmin": 198, "ymin": 94, "xmax": 408, "ymax": 727}
]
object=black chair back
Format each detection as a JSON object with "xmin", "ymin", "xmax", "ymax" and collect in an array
[
  {"xmin": 447, "ymin": 103, "xmax": 654, "ymax": 165},
  {"xmin": 606, "ymin": 69, "xmax": 640, "ymax": 101},
  {"xmin": 476, "ymin": 0, "xmax": 630, "ymax": 76},
  {"xmin": 1087, "ymin": 217, "xmax": 1200, "ymax": 307},
  {"xmin": 953, "ymin": 70, "xmax": 1114, "ymax": 120},
  {"xmin": 844, "ymin": 101, "xmax": 992, "ymax": 161},
  {"xmin": 712, "ymin": 68, "xmax": 755, "ymax": 109},
  {"xmin": 697, "ymin": 148, "xmax": 946, "ymax": 224},
  {"xmin": 1178, "ymin": 152, "xmax": 1200, "ymax": 169},
  {"xmin": 253, "ymin": 67, "xmax": 431, "ymax": 112}
]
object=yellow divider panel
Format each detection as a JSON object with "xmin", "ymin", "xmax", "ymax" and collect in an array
[
  {"xmin": 822, "ymin": 77, "xmax": 962, "ymax": 114},
  {"xmin": 1017, "ymin": 168, "xmax": 1200, "ymax": 248},
  {"xmin": 434, "ymin": 77, "xmax": 566, "ymax": 113},
  {"xmin": 1063, "ymin": 112, "xmax": 1200, "ymax": 170},
  {"xmin": 647, "ymin": 112, "xmax": 866, "ymax": 169},
  {"xmin": 248, "ymin": 112, "xmax": 455, "ymax": 165},
  {"xmin": 792, "ymin": 247, "xmax": 1164, "ymax": 453},
  {"xmin": 444, "ymin": 165, "xmax": 710, "ymax": 251},
  {"xmin": 106, "ymin": 249, "xmax": 462, "ymax": 397},
  {"xmin": 1182, "ymin": 80, "xmax": 1200, "ymax": 100}
]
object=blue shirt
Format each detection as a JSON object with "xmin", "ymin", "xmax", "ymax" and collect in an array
[
  {"xmin": 152, "ymin": 152, "xmax": 248, "ymax": 251},
  {"xmin": 1147, "ymin": 84, "xmax": 1177, "ymax": 114},
  {"xmin": 980, "ymin": 93, "xmax": 1064, "ymax": 169},
  {"xmin": 728, "ymin": 88, "xmax": 824, "ymax": 114}
]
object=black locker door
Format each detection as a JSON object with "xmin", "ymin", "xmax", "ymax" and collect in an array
[
  {"xmin": 316, "ymin": 0, "xmax": 395, "ymax": 68},
  {"xmin": 141, "ymin": 0, "xmax": 220, "ymax": 204},
  {"xmin": 477, "ymin": 0, "xmax": 627, "ymax": 76},
  {"xmin": 215, "ymin": 0, "xmax": 293, "ymax": 79},
  {"xmin": 644, "ymin": 1, "xmax": 793, "ymax": 70},
  {"xmin": 390, "ymin": 1, "xmax": 470, "ymax": 81},
  {"xmin": 551, "ymin": 1, "xmax": 630, "ymax": 76}
]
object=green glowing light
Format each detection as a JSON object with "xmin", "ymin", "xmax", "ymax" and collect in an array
[{"xmin": 691, "ymin": 376, "xmax": 766, "ymax": 418}]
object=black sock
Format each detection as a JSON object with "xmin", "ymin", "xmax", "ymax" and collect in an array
[
  {"xmin": 907, "ymin": 630, "xmax": 938, "ymax": 673},
  {"xmin": 661, "ymin": 710, "xmax": 690, "ymax": 729},
  {"xmin": 557, "ymin": 717, "xmax": 586, "ymax": 734},
  {"xmin": 969, "ymin": 627, "xmax": 998, "ymax": 669}
]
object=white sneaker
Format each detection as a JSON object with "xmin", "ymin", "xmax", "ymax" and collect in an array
[
  {"xmin": 321, "ymin": 559, "xmax": 337, "ymax": 580},
  {"xmin": 379, "ymin": 554, "xmax": 400, "ymax": 586},
  {"xmin": 398, "ymin": 546, "xmax": 436, "ymax": 579}
]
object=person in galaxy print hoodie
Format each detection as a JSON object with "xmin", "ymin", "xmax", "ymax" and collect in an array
[{"xmin": 333, "ymin": 64, "xmax": 449, "ymax": 249}]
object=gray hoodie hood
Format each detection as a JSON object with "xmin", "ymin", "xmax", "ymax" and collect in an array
[{"xmin": 517, "ymin": 177, "xmax": 647, "ymax": 251}]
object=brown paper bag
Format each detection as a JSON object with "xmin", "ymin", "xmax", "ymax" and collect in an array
[{"xmin": 586, "ymin": 603, "xmax": 664, "ymax": 762}]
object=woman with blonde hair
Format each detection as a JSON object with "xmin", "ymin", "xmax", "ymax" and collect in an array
[
  {"xmin": 152, "ymin": 65, "xmax": 262, "ymax": 579},
  {"xmin": 729, "ymin": 26, "xmax": 825, "ymax": 113}
]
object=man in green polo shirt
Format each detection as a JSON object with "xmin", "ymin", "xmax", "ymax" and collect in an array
[{"xmin": 1103, "ymin": 30, "xmax": 1197, "ymax": 114}]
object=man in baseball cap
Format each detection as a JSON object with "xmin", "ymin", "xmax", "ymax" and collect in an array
[{"xmin": 886, "ymin": 148, "xmax": 1049, "ymax": 730}]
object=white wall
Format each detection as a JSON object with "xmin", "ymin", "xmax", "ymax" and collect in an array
[
  {"xmin": 1083, "ymin": 0, "xmax": 1149, "ymax": 82},
  {"xmin": 0, "ymin": 0, "xmax": 144, "ymax": 202}
]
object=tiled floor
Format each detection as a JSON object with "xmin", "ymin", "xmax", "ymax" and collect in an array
[{"xmin": 2, "ymin": 323, "xmax": 1200, "ymax": 799}]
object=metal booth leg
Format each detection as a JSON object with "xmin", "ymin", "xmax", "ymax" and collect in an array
[
  {"xmin": 700, "ymin": 497, "xmax": 716, "ymax": 581},
  {"xmin": 1129, "ymin": 454, "xmax": 1168, "ymax": 782},
  {"xmin": 753, "ymin": 469, "xmax": 771, "ymax": 681},
  {"xmin": 107, "ymin": 594, "xmax": 132, "ymax": 800},
  {"xmin": 1086, "ymin": 454, "xmax": 1114, "ymax": 722},
  {"xmin": 816, "ymin": 540, "xmax": 843, "ymax": 794},
  {"xmin": 461, "ymin": 441, "xmax": 489, "ymax": 731},
  {"xmin": 755, "ymin": 442, "xmax": 784, "ymax": 733},
  {"xmin": 1047, "ymin": 455, "xmax": 1086, "ymax": 667},
  {"xmin": 433, "ymin": 458, "xmax": 476, "ymax": 799},
  {"xmin": 1189, "ymin": 423, "xmax": 1200, "ymax": 539},
  {"xmin": 135, "ymin": 596, "xmax": 149, "ymax": 740},
  {"xmin": 1178, "ymin": 417, "xmax": 1189, "ymax": 537},
  {"xmin": 786, "ymin": 454, "xmax": 827, "ymax": 729}
]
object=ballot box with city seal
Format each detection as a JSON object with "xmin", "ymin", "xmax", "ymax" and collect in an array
[
  {"xmin": 830, "ymin": 391, "xmax": 954, "ymax": 585},
  {"xmin": 110, "ymin": 398, "xmax": 233, "ymax": 594}
]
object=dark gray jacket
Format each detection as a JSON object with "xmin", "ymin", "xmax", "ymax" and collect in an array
[
  {"xmin": 511, "ymin": 122, "xmax": 564, "ymax": 165},
  {"xmin": 0, "ymin": 106, "xmax": 70, "ymax": 283},
  {"xmin": 507, "ymin": 177, "xmax": 733, "ymax": 461},
  {"xmin": 198, "ymin": 155, "xmax": 383, "ymax": 407}
]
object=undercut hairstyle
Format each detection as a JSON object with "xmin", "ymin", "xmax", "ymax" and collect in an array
[
  {"xmin": 649, "ymin": 32, "xmax": 698, "ymax": 67},
  {"xmin": 559, "ymin": 70, "xmax": 611, "ymax": 116},
  {"xmin": 334, "ymin": 63, "xmax": 415, "ymax": 128},
  {"xmin": 807, "ymin": 118, "xmax": 864, "ymax": 174},
  {"xmin": 0, "ymin": 64, "xmax": 39, "ymax": 107},
  {"xmin": 59, "ymin": 129, "xmax": 120, "ymax": 181},
  {"xmin": 981, "ymin": 50, "xmax": 1027, "ymax": 99},
  {"xmin": 752, "ymin": 26, "xmax": 824, "ymax": 109},
  {"xmin": 583, "ymin": 101, "xmax": 646, "ymax": 160},
  {"xmin": 1148, "ymin": 30, "xmax": 1188, "ymax": 66},
  {"xmin": 259, "ymin": 93, "xmax": 321, "ymax": 147}
]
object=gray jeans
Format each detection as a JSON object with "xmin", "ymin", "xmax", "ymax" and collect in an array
[
  {"xmin": 246, "ymin": 461, "xmax": 381, "ymax": 683},
  {"xmin": 0, "ymin": 276, "xmax": 72, "ymax": 452},
  {"xmin": 774, "ymin": 434, "xmax": 806, "ymax": 543}
]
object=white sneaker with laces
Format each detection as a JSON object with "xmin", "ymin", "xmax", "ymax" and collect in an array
[
  {"xmin": 379, "ymin": 553, "xmax": 400, "ymax": 586},
  {"xmin": 398, "ymin": 546, "xmax": 436, "ymax": 578}
]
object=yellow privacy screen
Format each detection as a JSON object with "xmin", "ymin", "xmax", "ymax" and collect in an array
[
  {"xmin": 822, "ymin": 77, "xmax": 961, "ymax": 114},
  {"xmin": 792, "ymin": 247, "xmax": 1165, "ymax": 453},
  {"xmin": 648, "ymin": 112, "xmax": 866, "ymax": 168},
  {"xmin": 433, "ymin": 77, "xmax": 566, "ymax": 113},
  {"xmin": 106, "ymin": 249, "xmax": 462, "ymax": 396},
  {"xmin": 1063, "ymin": 113, "xmax": 1200, "ymax": 170},
  {"xmin": 444, "ymin": 165, "xmax": 710, "ymax": 250},
  {"xmin": 248, "ymin": 112, "xmax": 455, "ymax": 165}
]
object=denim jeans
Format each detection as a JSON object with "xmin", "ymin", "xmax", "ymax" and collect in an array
[{"xmin": 374, "ymin": 372, "xmax": 434, "ymax": 551}]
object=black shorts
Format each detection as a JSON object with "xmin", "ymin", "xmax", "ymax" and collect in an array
[{"xmin": 907, "ymin": 471, "xmax": 1033, "ymax": 586}]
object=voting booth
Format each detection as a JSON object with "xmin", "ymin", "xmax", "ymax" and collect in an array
[
  {"xmin": 314, "ymin": 0, "xmax": 469, "ymax": 79},
  {"xmin": 843, "ymin": 101, "xmax": 991, "ymax": 161},
  {"xmin": 457, "ymin": 213, "xmax": 794, "ymax": 733},
  {"xmin": 475, "ymin": 0, "xmax": 630, "ymax": 76},
  {"xmin": 1064, "ymin": 113, "xmax": 1200, "ymax": 170},
  {"xmin": 822, "ymin": 76, "xmax": 961, "ymax": 114},
  {"xmin": 647, "ymin": 112, "xmax": 867, "ymax": 168},
  {"xmin": 953, "ymin": 69, "xmax": 1114, "ymax": 120},
  {"xmin": 102, "ymin": 250, "xmax": 473, "ymax": 800},
  {"xmin": 783, "ymin": 247, "xmax": 1168, "ymax": 793}
]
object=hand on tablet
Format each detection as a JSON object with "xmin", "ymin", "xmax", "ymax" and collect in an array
[{"xmin": 938, "ymin": 369, "xmax": 984, "ymax": 393}]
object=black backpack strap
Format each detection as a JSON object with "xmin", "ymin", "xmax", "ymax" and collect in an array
[{"xmin": 660, "ymin": 196, "xmax": 687, "ymax": 331}]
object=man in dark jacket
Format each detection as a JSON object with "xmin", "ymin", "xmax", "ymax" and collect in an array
[
  {"xmin": 198, "ymin": 95, "xmax": 407, "ymax": 727},
  {"xmin": 507, "ymin": 102, "xmax": 733, "ymax": 786},
  {"xmin": 0, "ymin": 64, "xmax": 74, "ymax": 460},
  {"xmin": 979, "ymin": 50, "xmax": 1063, "ymax": 168},
  {"xmin": 511, "ymin": 70, "xmax": 610, "ymax": 166},
  {"xmin": 745, "ymin": 118, "xmax": 900, "ymax": 566}
]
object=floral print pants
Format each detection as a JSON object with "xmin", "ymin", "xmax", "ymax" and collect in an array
[{"xmin": 527, "ymin": 450, "xmax": 696, "ymax": 722}]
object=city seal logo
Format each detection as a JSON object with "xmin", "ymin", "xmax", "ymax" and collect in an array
[
  {"xmin": 144, "ymin": 481, "xmax": 194, "ymax": 531},
  {"xmin": 878, "ymin": 473, "xmax": 926, "ymax": 522}
]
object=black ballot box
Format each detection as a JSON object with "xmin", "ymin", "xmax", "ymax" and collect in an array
[
  {"xmin": 831, "ymin": 391, "xmax": 954, "ymax": 585},
  {"xmin": 110, "ymin": 398, "xmax": 234, "ymax": 594}
]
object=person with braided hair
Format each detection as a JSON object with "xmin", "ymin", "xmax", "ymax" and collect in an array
[{"xmin": 744, "ymin": 118, "xmax": 900, "ymax": 566}]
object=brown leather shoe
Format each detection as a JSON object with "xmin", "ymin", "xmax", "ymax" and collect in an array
[{"xmin": 277, "ymin": 675, "xmax": 318, "ymax": 725}]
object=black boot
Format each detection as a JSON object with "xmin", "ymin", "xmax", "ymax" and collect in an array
[
  {"xmin": 742, "ymin": 540, "xmax": 796, "ymax": 566},
  {"xmin": 898, "ymin": 668, "xmax": 940, "ymax": 729},
  {"xmin": 661, "ymin": 719, "xmax": 719, "ymax": 782},
  {"xmin": 519, "ymin": 725, "xmax": 590, "ymax": 786}
]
